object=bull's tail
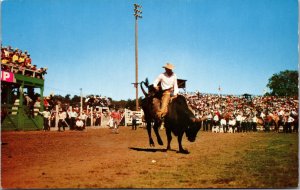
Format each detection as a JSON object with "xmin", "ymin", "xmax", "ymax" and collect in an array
[{"xmin": 140, "ymin": 78, "xmax": 149, "ymax": 97}]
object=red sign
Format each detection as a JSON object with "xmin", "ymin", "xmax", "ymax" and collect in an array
[{"xmin": 1, "ymin": 71, "xmax": 14, "ymax": 83}]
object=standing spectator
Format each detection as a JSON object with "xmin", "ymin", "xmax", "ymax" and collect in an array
[
  {"xmin": 283, "ymin": 115, "xmax": 288, "ymax": 133},
  {"xmin": 228, "ymin": 116, "xmax": 236, "ymax": 133},
  {"xmin": 241, "ymin": 115, "xmax": 247, "ymax": 132},
  {"xmin": 236, "ymin": 113, "xmax": 242, "ymax": 133},
  {"xmin": 79, "ymin": 111, "xmax": 88, "ymax": 127},
  {"xmin": 66, "ymin": 108, "xmax": 71, "ymax": 128},
  {"xmin": 131, "ymin": 112, "xmax": 138, "ymax": 130},
  {"xmin": 287, "ymin": 114, "xmax": 295, "ymax": 133},
  {"xmin": 69, "ymin": 109, "xmax": 78, "ymax": 130},
  {"xmin": 58, "ymin": 109, "xmax": 67, "ymax": 132},
  {"xmin": 95, "ymin": 112, "xmax": 101, "ymax": 126},
  {"xmin": 49, "ymin": 110, "xmax": 56, "ymax": 128},
  {"xmin": 220, "ymin": 116, "xmax": 227, "ymax": 133},
  {"xmin": 252, "ymin": 114, "xmax": 258, "ymax": 132},
  {"xmin": 111, "ymin": 109, "xmax": 121, "ymax": 134},
  {"xmin": 206, "ymin": 111, "xmax": 213, "ymax": 131},
  {"xmin": 260, "ymin": 111, "xmax": 266, "ymax": 120},
  {"xmin": 39, "ymin": 108, "xmax": 51, "ymax": 131},
  {"xmin": 291, "ymin": 108, "xmax": 298, "ymax": 133},
  {"xmin": 213, "ymin": 112, "xmax": 219, "ymax": 129}
]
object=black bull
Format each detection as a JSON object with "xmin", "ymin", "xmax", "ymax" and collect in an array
[{"xmin": 140, "ymin": 80, "xmax": 205, "ymax": 154}]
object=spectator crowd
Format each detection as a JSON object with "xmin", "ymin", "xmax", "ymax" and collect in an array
[
  {"xmin": 1, "ymin": 46, "xmax": 47, "ymax": 79},
  {"xmin": 2, "ymin": 45, "xmax": 297, "ymax": 134},
  {"xmin": 38, "ymin": 92, "xmax": 298, "ymax": 134},
  {"xmin": 44, "ymin": 106, "xmax": 124, "ymax": 132},
  {"xmin": 181, "ymin": 92, "xmax": 298, "ymax": 133}
]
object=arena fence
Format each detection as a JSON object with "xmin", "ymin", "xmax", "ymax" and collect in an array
[{"xmin": 123, "ymin": 108, "xmax": 144, "ymax": 126}]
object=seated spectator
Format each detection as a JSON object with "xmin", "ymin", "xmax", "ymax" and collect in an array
[
  {"xmin": 12, "ymin": 51, "xmax": 19, "ymax": 64},
  {"xmin": 18, "ymin": 62, "xmax": 26, "ymax": 75},
  {"xmin": 76, "ymin": 117, "xmax": 85, "ymax": 130},
  {"xmin": 1, "ymin": 64, "xmax": 10, "ymax": 72},
  {"xmin": 1, "ymin": 46, "xmax": 48, "ymax": 79},
  {"xmin": 36, "ymin": 67, "xmax": 47, "ymax": 79},
  {"xmin": 1, "ymin": 48, "xmax": 10, "ymax": 64},
  {"xmin": 18, "ymin": 53, "xmax": 25, "ymax": 64},
  {"xmin": 24, "ymin": 54, "xmax": 32, "ymax": 67}
]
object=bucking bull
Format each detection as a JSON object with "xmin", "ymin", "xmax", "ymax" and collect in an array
[{"xmin": 140, "ymin": 78, "xmax": 205, "ymax": 154}]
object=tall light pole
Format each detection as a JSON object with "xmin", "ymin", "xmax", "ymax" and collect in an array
[{"xmin": 134, "ymin": 3, "xmax": 142, "ymax": 111}]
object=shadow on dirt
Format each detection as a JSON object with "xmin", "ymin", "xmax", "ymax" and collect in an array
[{"xmin": 128, "ymin": 147, "xmax": 177, "ymax": 152}]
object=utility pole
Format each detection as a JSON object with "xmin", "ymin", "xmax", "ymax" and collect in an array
[{"xmin": 134, "ymin": 3, "xmax": 142, "ymax": 111}]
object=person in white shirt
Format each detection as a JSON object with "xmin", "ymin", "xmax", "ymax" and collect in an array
[
  {"xmin": 58, "ymin": 109, "xmax": 67, "ymax": 131},
  {"xmin": 76, "ymin": 118, "xmax": 84, "ymax": 130},
  {"xmin": 213, "ymin": 113, "xmax": 219, "ymax": 127},
  {"xmin": 220, "ymin": 117, "xmax": 227, "ymax": 133},
  {"xmin": 39, "ymin": 108, "xmax": 51, "ymax": 131},
  {"xmin": 236, "ymin": 114, "xmax": 242, "ymax": 132},
  {"xmin": 278, "ymin": 109, "xmax": 285, "ymax": 117},
  {"xmin": 287, "ymin": 115, "xmax": 295, "ymax": 133},
  {"xmin": 69, "ymin": 109, "xmax": 78, "ymax": 130},
  {"xmin": 79, "ymin": 112, "xmax": 87, "ymax": 127},
  {"xmin": 228, "ymin": 116, "xmax": 236, "ymax": 133},
  {"xmin": 260, "ymin": 111, "xmax": 266, "ymax": 119},
  {"xmin": 153, "ymin": 63, "xmax": 179, "ymax": 120}
]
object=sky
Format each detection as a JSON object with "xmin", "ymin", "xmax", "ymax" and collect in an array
[{"xmin": 2, "ymin": 0, "xmax": 298, "ymax": 100}]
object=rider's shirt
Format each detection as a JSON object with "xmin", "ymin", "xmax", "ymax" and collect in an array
[{"xmin": 153, "ymin": 72, "xmax": 179, "ymax": 95}]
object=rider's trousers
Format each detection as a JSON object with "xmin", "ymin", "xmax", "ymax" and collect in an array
[{"xmin": 156, "ymin": 90, "xmax": 171, "ymax": 119}]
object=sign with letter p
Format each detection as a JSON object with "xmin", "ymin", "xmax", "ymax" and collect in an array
[{"xmin": 1, "ymin": 71, "xmax": 14, "ymax": 83}]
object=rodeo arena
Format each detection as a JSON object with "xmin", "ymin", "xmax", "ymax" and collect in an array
[{"xmin": 1, "ymin": 46, "xmax": 299, "ymax": 134}]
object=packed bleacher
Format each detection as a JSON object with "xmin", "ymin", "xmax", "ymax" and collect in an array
[
  {"xmin": 181, "ymin": 92, "xmax": 298, "ymax": 133},
  {"xmin": 1, "ymin": 46, "xmax": 47, "ymax": 79}
]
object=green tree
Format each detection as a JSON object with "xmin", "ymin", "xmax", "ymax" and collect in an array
[
  {"xmin": 267, "ymin": 70, "xmax": 298, "ymax": 97},
  {"xmin": 53, "ymin": 95, "xmax": 64, "ymax": 102},
  {"xmin": 71, "ymin": 95, "xmax": 81, "ymax": 107},
  {"xmin": 64, "ymin": 94, "xmax": 71, "ymax": 104}
]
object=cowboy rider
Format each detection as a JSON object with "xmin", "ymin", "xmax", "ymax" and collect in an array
[{"xmin": 153, "ymin": 62, "xmax": 179, "ymax": 120}]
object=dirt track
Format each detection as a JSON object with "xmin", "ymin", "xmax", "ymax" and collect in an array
[{"xmin": 1, "ymin": 126, "xmax": 298, "ymax": 188}]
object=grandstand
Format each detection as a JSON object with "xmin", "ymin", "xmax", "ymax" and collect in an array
[{"xmin": 1, "ymin": 46, "xmax": 47, "ymax": 131}]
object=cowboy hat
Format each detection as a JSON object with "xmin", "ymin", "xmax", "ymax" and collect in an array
[{"xmin": 162, "ymin": 63, "xmax": 174, "ymax": 70}]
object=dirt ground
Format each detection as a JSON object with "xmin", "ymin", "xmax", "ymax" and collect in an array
[{"xmin": 1, "ymin": 126, "xmax": 298, "ymax": 188}]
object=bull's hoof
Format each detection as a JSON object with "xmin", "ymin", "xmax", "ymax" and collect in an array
[
  {"xmin": 150, "ymin": 143, "xmax": 155, "ymax": 147},
  {"xmin": 158, "ymin": 139, "xmax": 163, "ymax": 146},
  {"xmin": 177, "ymin": 149, "xmax": 190, "ymax": 154},
  {"xmin": 150, "ymin": 139, "xmax": 155, "ymax": 147}
]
